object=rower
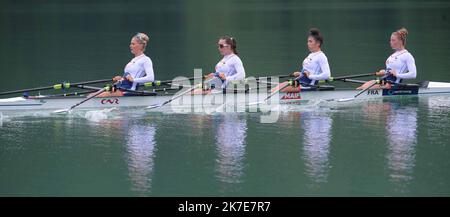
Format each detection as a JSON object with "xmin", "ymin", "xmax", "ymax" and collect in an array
[
  {"xmin": 195, "ymin": 36, "xmax": 246, "ymax": 94},
  {"xmin": 96, "ymin": 32, "xmax": 155, "ymax": 97},
  {"xmin": 358, "ymin": 28, "xmax": 417, "ymax": 89},
  {"xmin": 275, "ymin": 28, "xmax": 331, "ymax": 93}
]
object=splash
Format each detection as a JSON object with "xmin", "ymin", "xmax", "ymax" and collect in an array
[{"xmin": 83, "ymin": 108, "xmax": 118, "ymax": 122}]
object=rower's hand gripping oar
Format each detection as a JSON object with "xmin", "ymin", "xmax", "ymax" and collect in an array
[
  {"xmin": 53, "ymin": 81, "xmax": 119, "ymax": 114},
  {"xmin": 146, "ymin": 83, "xmax": 203, "ymax": 109}
]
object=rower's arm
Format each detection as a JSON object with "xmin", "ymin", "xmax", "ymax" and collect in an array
[
  {"xmin": 308, "ymin": 54, "xmax": 331, "ymax": 81},
  {"xmin": 134, "ymin": 58, "xmax": 155, "ymax": 83},
  {"xmin": 395, "ymin": 53, "xmax": 417, "ymax": 80},
  {"xmin": 226, "ymin": 59, "xmax": 246, "ymax": 81}
]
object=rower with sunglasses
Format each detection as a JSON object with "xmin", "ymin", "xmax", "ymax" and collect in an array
[{"xmin": 202, "ymin": 36, "xmax": 246, "ymax": 91}]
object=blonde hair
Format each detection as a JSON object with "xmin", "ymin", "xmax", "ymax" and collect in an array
[
  {"xmin": 392, "ymin": 27, "xmax": 408, "ymax": 45},
  {"xmin": 133, "ymin": 32, "xmax": 149, "ymax": 49}
]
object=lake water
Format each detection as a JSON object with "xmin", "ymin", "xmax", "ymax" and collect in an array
[{"xmin": 1, "ymin": 0, "xmax": 450, "ymax": 196}]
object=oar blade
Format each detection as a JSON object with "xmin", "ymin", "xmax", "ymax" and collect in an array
[
  {"xmin": 147, "ymin": 104, "xmax": 162, "ymax": 109},
  {"xmin": 248, "ymin": 101, "xmax": 264, "ymax": 106},
  {"xmin": 53, "ymin": 108, "xmax": 71, "ymax": 114},
  {"xmin": 337, "ymin": 97, "xmax": 355, "ymax": 102}
]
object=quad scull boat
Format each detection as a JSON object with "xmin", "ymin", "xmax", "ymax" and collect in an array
[{"xmin": 1, "ymin": 81, "xmax": 449, "ymax": 112}]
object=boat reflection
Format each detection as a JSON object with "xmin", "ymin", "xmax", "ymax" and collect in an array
[
  {"xmin": 385, "ymin": 102, "xmax": 418, "ymax": 190},
  {"xmin": 424, "ymin": 95, "xmax": 450, "ymax": 121},
  {"xmin": 362, "ymin": 98, "xmax": 418, "ymax": 192},
  {"xmin": 122, "ymin": 120, "xmax": 157, "ymax": 195},
  {"xmin": 214, "ymin": 114, "xmax": 247, "ymax": 193},
  {"xmin": 300, "ymin": 111, "xmax": 333, "ymax": 184}
]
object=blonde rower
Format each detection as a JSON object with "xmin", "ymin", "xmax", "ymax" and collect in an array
[
  {"xmin": 97, "ymin": 32, "xmax": 155, "ymax": 97},
  {"xmin": 358, "ymin": 28, "xmax": 416, "ymax": 89}
]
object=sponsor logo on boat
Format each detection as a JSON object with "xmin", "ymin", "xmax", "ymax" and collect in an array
[
  {"xmin": 101, "ymin": 98, "xmax": 119, "ymax": 105},
  {"xmin": 281, "ymin": 93, "xmax": 301, "ymax": 100},
  {"xmin": 383, "ymin": 89, "xmax": 418, "ymax": 96},
  {"xmin": 390, "ymin": 90, "xmax": 413, "ymax": 94}
]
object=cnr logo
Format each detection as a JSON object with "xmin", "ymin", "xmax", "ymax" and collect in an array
[
  {"xmin": 101, "ymin": 98, "xmax": 119, "ymax": 104},
  {"xmin": 367, "ymin": 90, "xmax": 379, "ymax": 95}
]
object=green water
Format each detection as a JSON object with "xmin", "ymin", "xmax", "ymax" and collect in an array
[{"xmin": 1, "ymin": 0, "xmax": 450, "ymax": 196}]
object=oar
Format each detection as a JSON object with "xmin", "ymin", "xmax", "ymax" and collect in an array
[
  {"xmin": 326, "ymin": 78, "xmax": 367, "ymax": 84},
  {"xmin": 253, "ymin": 74, "xmax": 294, "ymax": 81},
  {"xmin": 248, "ymin": 80, "xmax": 294, "ymax": 106},
  {"xmin": 142, "ymin": 76, "xmax": 209, "ymax": 87},
  {"xmin": 316, "ymin": 73, "xmax": 377, "ymax": 85},
  {"xmin": 215, "ymin": 75, "xmax": 297, "ymax": 111},
  {"xmin": 147, "ymin": 83, "xmax": 202, "ymax": 109},
  {"xmin": 79, "ymin": 82, "xmax": 160, "ymax": 96},
  {"xmin": 327, "ymin": 73, "xmax": 377, "ymax": 81},
  {"xmin": 0, "ymin": 78, "xmax": 113, "ymax": 96},
  {"xmin": 337, "ymin": 79, "xmax": 380, "ymax": 102},
  {"xmin": 29, "ymin": 90, "xmax": 97, "ymax": 98},
  {"xmin": 115, "ymin": 87, "xmax": 157, "ymax": 96},
  {"xmin": 143, "ymin": 74, "xmax": 294, "ymax": 88},
  {"xmin": 75, "ymin": 84, "xmax": 103, "ymax": 91},
  {"xmin": 53, "ymin": 82, "xmax": 119, "ymax": 114}
]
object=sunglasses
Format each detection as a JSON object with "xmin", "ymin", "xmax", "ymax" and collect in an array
[{"xmin": 218, "ymin": 44, "xmax": 230, "ymax": 49}]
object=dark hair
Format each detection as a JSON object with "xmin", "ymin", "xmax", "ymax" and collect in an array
[
  {"xmin": 308, "ymin": 28, "xmax": 323, "ymax": 47},
  {"xmin": 219, "ymin": 36, "xmax": 238, "ymax": 54}
]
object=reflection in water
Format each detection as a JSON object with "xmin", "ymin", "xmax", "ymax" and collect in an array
[
  {"xmin": 301, "ymin": 111, "xmax": 333, "ymax": 184},
  {"xmin": 425, "ymin": 96, "xmax": 450, "ymax": 145},
  {"xmin": 385, "ymin": 101, "xmax": 418, "ymax": 192},
  {"xmin": 214, "ymin": 115, "xmax": 247, "ymax": 192},
  {"xmin": 425, "ymin": 95, "xmax": 450, "ymax": 128},
  {"xmin": 124, "ymin": 121, "xmax": 157, "ymax": 195}
]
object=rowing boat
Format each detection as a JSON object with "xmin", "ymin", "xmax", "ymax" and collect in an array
[{"xmin": 1, "ymin": 81, "xmax": 449, "ymax": 112}]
